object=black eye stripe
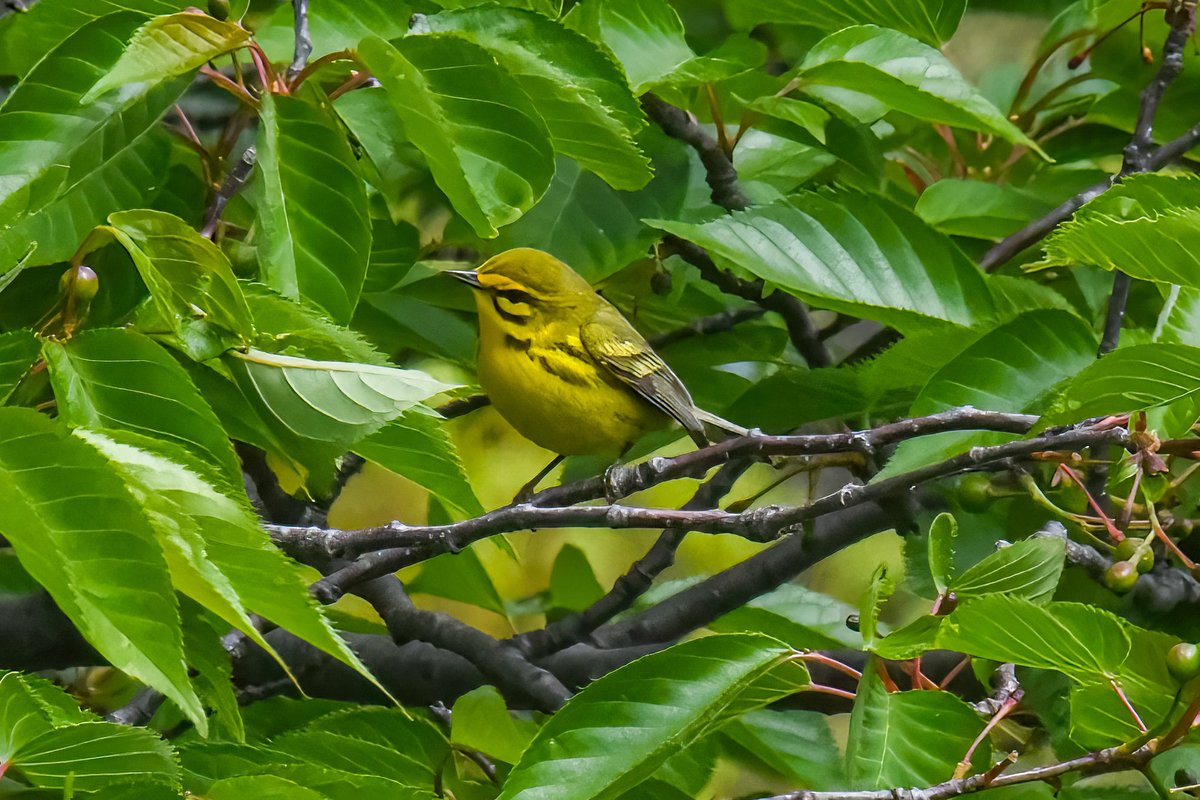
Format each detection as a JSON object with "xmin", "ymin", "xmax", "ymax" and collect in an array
[
  {"xmin": 496, "ymin": 288, "xmax": 534, "ymax": 304},
  {"xmin": 492, "ymin": 295, "xmax": 528, "ymax": 323}
]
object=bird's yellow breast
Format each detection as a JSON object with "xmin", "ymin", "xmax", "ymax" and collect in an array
[{"xmin": 475, "ymin": 313, "xmax": 667, "ymax": 456}]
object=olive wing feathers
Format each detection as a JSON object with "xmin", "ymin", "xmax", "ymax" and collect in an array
[{"xmin": 581, "ymin": 304, "xmax": 708, "ymax": 447}]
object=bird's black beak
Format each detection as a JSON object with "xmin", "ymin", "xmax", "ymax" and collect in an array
[{"xmin": 445, "ymin": 269, "xmax": 482, "ymax": 288}]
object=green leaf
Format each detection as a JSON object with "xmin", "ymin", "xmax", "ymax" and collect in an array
[
  {"xmin": 858, "ymin": 564, "xmax": 894, "ymax": 648},
  {"xmin": 940, "ymin": 597, "xmax": 1129, "ymax": 682},
  {"xmin": 870, "ymin": 615, "xmax": 944, "ymax": 661},
  {"xmin": 1036, "ymin": 174, "xmax": 1200, "ymax": 287},
  {"xmin": 722, "ymin": 709, "xmax": 845, "ymax": 790},
  {"xmin": 657, "ymin": 34, "xmax": 765, "ymax": 88},
  {"xmin": 358, "ymin": 291, "xmax": 479, "ymax": 365},
  {"xmin": 564, "ymin": 0, "xmax": 693, "ymax": 93},
  {"xmin": 711, "ymin": 583, "xmax": 863, "ymax": 650},
  {"xmin": 565, "ymin": 0, "xmax": 759, "ymax": 92},
  {"xmin": 254, "ymin": 93, "xmax": 371, "ymax": 324},
  {"xmin": 84, "ymin": 11, "xmax": 250, "ymax": 102},
  {"xmin": 548, "ymin": 544, "xmax": 605, "ymax": 612},
  {"xmin": 223, "ymin": 348, "xmax": 455, "ymax": 450},
  {"xmin": 743, "ymin": 96, "xmax": 832, "ymax": 144},
  {"xmin": 205, "ymin": 775, "xmax": 330, "ymax": 800},
  {"xmin": 405, "ymin": 545, "xmax": 506, "ymax": 616},
  {"xmin": 1052, "ymin": 343, "xmax": 1200, "ymax": 421},
  {"xmin": 0, "ymin": 14, "xmax": 189, "ymax": 269},
  {"xmin": 432, "ymin": 0, "xmax": 561, "ymax": 16},
  {"xmin": 309, "ymin": 706, "xmax": 447, "ymax": 777},
  {"xmin": 45, "ymin": 328, "xmax": 242, "ymax": 489},
  {"xmin": 0, "ymin": 0, "xmax": 185, "ymax": 76},
  {"xmin": 727, "ymin": 328, "xmax": 978, "ymax": 432},
  {"xmin": 358, "ymin": 34, "xmax": 555, "ymax": 238},
  {"xmin": 0, "ymin": 331, "xmax": 39, "ymax": 404},
  {"xmin": 794, "ymin": 26, "xmax": 1044, "ymax": 156},
  {"xmin": 939, "ymin": 597, "xmax": 1177, "ymax": 746},
  {"xmin": 420, "ymin": 6, "xmax": 651, "ymax": 190},
  {"xmin": 725, "ymin": 0, "xmax": 966, "ymax": 45},
  {"xmin": 916, "ymin": 180, "xmax": 1053, "ymax": 239},
  {"xmin": 1156, "ymin": 286, "xmax": 1200, "ymax": 348},
  {"xmin": 452, "ymin": 686, "xmax": 534, "ymax": 765},
  {"xmin": 950, "ymin": 537, "xmax": 1066, "ymax": 604},
  {"xmin": 648, "ymin": 193, "xmax": 997, "ymax": 332},
  {"xmin": 7, "ymin": 722, "xmax": 178, "ymax": 791},
  {"xmin": 79, "ymin": 429, "xmax": 383, "ymax": 689},
  {"xmin": 362, "ymin": 219, "xmax": 421, "ymax": 294},
  {"xmin": 928, "ymin": 512, "xmax": 957, "ymax": 595},
  {"xmin": 244, "ymin": 283, "xmax": 388, "ymax": 365},
  {"xmin": 332, "ymin": 88, "xmax": 428, "ymax": 226},
  {"xmin": 491, "ymin": 145, "xmax": 689, "ymax": 282},
  {"xmin": 879, "ymin": 310, "xmax": 1096, "ymax": 478},
  {"xmin": 0, "ymin": 409, "xmax": 202, "ymax": 731},
  {"xmin": 845, "ymin": 661, "xmax": 984, "ymax": 789},
  {"xmin": 354, "ymin": 410, "xmax": 483, "ymax": 518},
  {"xmin": 0, "ymin": 673, "xmax": 57, "ymax": 760},
  {"xmin": 499, "ymin": 633, "xmax": 808, "ymax": 800},
  {"xmin": 733, "ymin": 130, "xmax": 836, "ymax": 201},
  {"xmin": 181, "ymin": 600, "xmax": 244, "ymax": 742},
  {"xmin": 269, "ymin": 729, "xmax": 437, "ymax": 789},
  {"xmin": 101, "ymin": 209, "xmax": 253, "ymax": 360}
]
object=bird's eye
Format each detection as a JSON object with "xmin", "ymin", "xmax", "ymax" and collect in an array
[
  {"xmin": 492, "ymin": 292, "xmax": 533, "ymax": 321},
  {"xmin": 496, "ymin": 289, "xmax": 535, "ymax": 305}
]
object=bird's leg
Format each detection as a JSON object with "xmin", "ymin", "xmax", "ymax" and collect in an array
[
  {"xmin": 602, "ymin": 443, "xmax": 638, "ymax": 503},
  {"xmin": 514, "ymin": 455, "xmax": 564, "ymax": 504}
]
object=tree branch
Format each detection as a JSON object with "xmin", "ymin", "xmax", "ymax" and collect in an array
[
  {"xmin": 280, "ymin": 417, "xmax": 1118, "ymax": 564},
  {"xmin": 352, "ymin": 573, "xmax": 572, "ymax": 712},
  {"xmin": 641, "ymin": 93, "xmax": 749, "ymax": 210}
]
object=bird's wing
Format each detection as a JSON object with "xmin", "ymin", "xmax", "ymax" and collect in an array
[{"xmin": 581, "ymin": 303, "xmax": 708, "ymax": 446}]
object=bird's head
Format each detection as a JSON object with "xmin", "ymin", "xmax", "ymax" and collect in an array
[{"xmin": 447, "ymin": 248, "xmax": 596, "ymax": 326}]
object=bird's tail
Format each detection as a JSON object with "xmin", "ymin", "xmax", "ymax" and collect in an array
[{"xmin": 694, "ymin": 408, "xmax": 750, "ymax": 440}]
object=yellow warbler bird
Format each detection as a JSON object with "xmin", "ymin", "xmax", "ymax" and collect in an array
[{"xmin": 448, "ymin": 248, "xmax": 742, "ymax": 482}]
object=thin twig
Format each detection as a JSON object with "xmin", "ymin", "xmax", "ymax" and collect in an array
[
  {"xmin": 770, "ymin": 743, "xmax": 1154, "ymax": 799},
  {"xmin": 648, "ymin": 306, "xmax": 766, "ymax": 349},
  {"xmin": 287, "ymin": 0, "xmax": 312, "ymax": 81},
  {"xmin": 201, "ymin": 146, "xmax": 257, "ymax": 240}
]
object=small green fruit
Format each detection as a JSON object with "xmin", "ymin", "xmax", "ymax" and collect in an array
[
  {"xmin": 1113, "ymin": 539, "xmax": 1154, "ymax": 573},
  {"xmin": 59, "ymin": 265, "xmax": 99, "ymax": 302},
  {"xmin": 1167, "ymin": 642, "xmax": 1200, "ymax": 682},
  {"xmin": 1104, "ymin": 560, "xmax": 1139, "ymax": 593},
  {"xmin": 957, "ymin": 474, "xmax": 994, "ymax": 513},
  {"xmin": 208, "ymin": 0, "xmax": 231, "ymax": 20}
]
